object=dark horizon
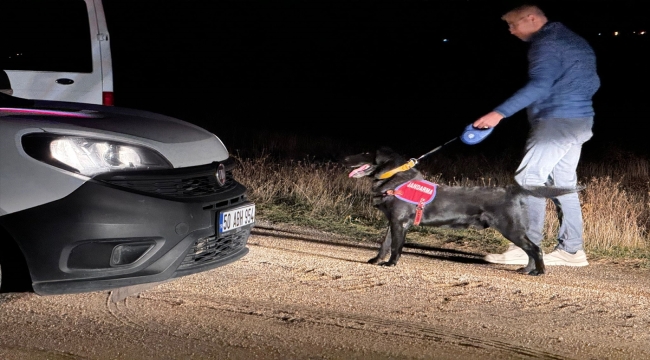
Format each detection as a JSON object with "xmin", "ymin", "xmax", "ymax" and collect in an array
[{"xmin": 103, "ymin": 0, "xmax": 650, "ymax": 158}]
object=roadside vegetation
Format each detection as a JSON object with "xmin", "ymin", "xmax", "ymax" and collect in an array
[{"xmin": 231, "ymin": 132, "xmax": 650, "ymax": 267}]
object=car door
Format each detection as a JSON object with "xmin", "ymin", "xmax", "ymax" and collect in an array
[{"xmin": 0, "ymin": 0, "xmax": 113, "ymax": 105}]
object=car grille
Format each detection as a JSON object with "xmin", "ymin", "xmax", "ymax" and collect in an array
[
  {"xmin": 178, "ymin": 228, "xmax": 251, "ymax": 270},
  {"xmin": 102, "ymin": 170, "xmax": 237, "ymax": 199}
]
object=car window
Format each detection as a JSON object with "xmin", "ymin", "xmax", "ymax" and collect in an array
[{"xmin": 0, "ymin": 0, "xmax": 93, "ymax": 73}]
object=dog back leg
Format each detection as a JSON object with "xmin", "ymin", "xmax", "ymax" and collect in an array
[
  {"xmin": 514, "ymin": 235, "xmax": 545, "ymax": 276},
  {"xmin": 369, "ymin": 227, "xmax": 392, "ymax": 264},
  {"xmin": 493, "ymin": 221, "xmax": 545, "ymax": 275}
]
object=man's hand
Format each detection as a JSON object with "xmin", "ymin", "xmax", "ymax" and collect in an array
[{"xmin": 473, "ymin": 111, "xmax": 504, "ymax": 129}]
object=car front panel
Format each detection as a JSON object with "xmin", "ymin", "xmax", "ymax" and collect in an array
[{"xmin": 0, "ymin": 162, "xmax": 254, "ymax": 295}]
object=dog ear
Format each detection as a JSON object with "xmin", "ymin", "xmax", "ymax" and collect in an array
[
  {"xmin": 375, "ymin": 147, "xmax": 395, "ymax": 163},
  {"xmin": 375, "ymin": 146, "xmax": 402, "ymax": 164},
  {"xmin": 377, "ymin": 146, "xmax": 394, "ymax": 154}
]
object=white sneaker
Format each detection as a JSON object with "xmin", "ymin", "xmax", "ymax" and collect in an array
[
  {"xmin": 484, "ymin": 243, "xmax": 529, "ymax": 265},
  {"xmin": 544, "ymin": 249, "xmax": 589, "ymax": 266}
]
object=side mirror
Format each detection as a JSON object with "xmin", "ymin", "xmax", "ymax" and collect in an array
[{"xmin": 1, "ymin": 69, "xmax": 13, "ymax": 95}]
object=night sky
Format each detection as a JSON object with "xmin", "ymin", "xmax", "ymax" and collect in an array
[{"xmin": 103, "ymin": 0, "xmax": 649, "ymax": 157}]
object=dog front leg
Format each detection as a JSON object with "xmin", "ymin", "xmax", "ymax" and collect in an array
[
  {"xmin": 382, "ymin": 221, "xmax": 409, "ymax": 267},
  {"xmin": 369, "ymin": 227, "xmax": 392, "ymax": 264}
]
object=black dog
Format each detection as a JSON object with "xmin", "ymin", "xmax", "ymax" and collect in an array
[{"xmin": 343, "ymin": 146, "xmax": 583, "ymax": 276}]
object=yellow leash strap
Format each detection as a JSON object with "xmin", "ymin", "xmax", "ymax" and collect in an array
[
  {"xmin": 378, "ymin": 137, "xmax": 459, "ymax": 180},
  {"xmin": 378, "ymin": 158, "xmax": 418, "ymax": 179}
]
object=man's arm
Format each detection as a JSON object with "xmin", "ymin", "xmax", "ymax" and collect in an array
[{"xmin": 473, "ymin": 41, "xmax": 562, "ymax": 128}]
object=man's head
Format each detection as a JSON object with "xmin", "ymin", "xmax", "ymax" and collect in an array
[{"xmin": 502, "ymin": 4, "xmax": 548, "ymax": 41}]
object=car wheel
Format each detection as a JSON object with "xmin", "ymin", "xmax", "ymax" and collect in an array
[{"xmin": 0, "ymin": 227, "xmax": 32, "ymax": 293}]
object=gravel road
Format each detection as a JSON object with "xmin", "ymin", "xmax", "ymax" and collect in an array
[{"xmin": 1, "ymin": 222, "xmax": 649, "ymax": 359}]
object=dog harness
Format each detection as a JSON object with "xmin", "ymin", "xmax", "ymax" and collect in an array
[{"xmin": 384, "ymin": 180, "xmax": 437, "ymax": 225}]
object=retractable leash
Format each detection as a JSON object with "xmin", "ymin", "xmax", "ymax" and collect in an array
[{"xmin": 378, "ymin": 124, "xmax": 494, "ymax": 179}]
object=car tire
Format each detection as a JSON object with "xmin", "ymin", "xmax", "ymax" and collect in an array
[{"xmin": 0, "ymin": 226, "xmax": 33, "ymax": 293}]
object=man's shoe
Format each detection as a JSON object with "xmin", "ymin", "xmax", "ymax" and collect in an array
[
  {"xmin": 543, "ymin": 249, "xmax": 589, "ymax": 266},
  {"xmin": 484, "ymin": 243, "xmax": 529, "ymax": 265}
]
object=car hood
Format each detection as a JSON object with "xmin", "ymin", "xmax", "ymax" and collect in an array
[{"xmin": 1, "ymin": 96, "xmax": 229, "ymax": 168}]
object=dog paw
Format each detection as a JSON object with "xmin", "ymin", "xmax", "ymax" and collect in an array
[
  {"xmin": 368, "ymin": 258, "xmax": 381, "ymax": 264},
  {"xmin": 380, "ymin": 261, "xmax": 397, "ymax": 267},
  {"xmin": 518, "ymin": 267, "xmax": 545, "ymax": 276}
]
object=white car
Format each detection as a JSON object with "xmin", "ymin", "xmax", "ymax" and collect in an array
[{"xmin": 0, "ymin": 90, "xmax": 255, "ymax": 295}]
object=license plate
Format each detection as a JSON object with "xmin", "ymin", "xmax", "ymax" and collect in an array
[{"xmin": 219, "ymin": 204, "xmax": 255, "ymax": 234}]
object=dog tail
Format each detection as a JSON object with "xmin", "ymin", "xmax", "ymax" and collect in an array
[{"xmin": 518, "ymin": 185, "xmax": 585, "ymax": 198}]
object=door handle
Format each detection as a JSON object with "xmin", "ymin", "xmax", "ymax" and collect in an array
[{"xmin": 56, "ymin": 78, "xmax": 74, "ymax": 85}]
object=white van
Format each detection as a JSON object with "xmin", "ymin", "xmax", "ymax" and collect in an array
[{"xmin": 0, "ymin": 0, "xmax": 114, "ymax": 105}]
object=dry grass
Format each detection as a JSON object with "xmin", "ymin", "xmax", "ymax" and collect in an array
[
  {"xmin": 234, "ymin": 154, "xmax": 383, "ymax": 224},
  {"xmin": 232, "ymin": 137, "xmax": 650, "ymax": 263},
  {"xmin": 542, "ymin": 177, "xmax": 649, "ymax": 251}
]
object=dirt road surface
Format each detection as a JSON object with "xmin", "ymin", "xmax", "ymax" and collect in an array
[{"xmin": 1, "ymin": 222, "xmax": 650, "ymax": 360}]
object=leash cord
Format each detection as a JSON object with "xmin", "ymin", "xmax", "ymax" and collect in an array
[{"xmin": 414, "ymin": 136, "xmax": 458, "ymax": 164}]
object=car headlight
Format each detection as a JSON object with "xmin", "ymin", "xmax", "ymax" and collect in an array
[{"xmin": 22, "ymin": 134, "xmax": 172, "ymax": 176}]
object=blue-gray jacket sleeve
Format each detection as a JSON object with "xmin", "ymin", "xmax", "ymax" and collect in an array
[{"xmin": 493, "ymin": 42, "xmax": 562, "ymax": 118}]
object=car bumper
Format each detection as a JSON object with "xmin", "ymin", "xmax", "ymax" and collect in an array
[{"xmin": 0, "ymin": 164, "xmax": 254, "ymax": 295}]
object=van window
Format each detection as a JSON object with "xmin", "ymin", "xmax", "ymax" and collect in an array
[{"xmin": 0, "ymin": 0, "xmax": 93, "ymax": 73}]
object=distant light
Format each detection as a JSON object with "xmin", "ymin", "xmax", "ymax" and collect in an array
[
  {"xmin": 443, "ymin": 38, "xmax": 449, "ymax": 42},
  {"xmin": 614, "ymin": 31, "xmax": 619, "ymax": 36},
  {"xmin": 641, "ymin": 31, "xmax": 646, "ymax": 35},
  {"xmin": 598, "ymin": 33, "xmax": 602, "ymax": 36}
]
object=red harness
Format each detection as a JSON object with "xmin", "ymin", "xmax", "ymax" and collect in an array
[{"xmin": 384, "ymin": 180, "xmax": 437, "ymax": 225}]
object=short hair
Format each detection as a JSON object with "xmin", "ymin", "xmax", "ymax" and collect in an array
[{"xmin": 502, "ymin": 4, "xmax": 546, "ymax": 20}]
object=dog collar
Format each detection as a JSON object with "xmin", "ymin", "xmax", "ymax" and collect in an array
[{"xmin": 378, "ymin": 158, "xmax": 418, "ymax": 179}]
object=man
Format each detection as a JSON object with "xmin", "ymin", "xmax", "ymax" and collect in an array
[{"xmin": 473, "ymin": 4, "xmax": 600, "ymax": 266}]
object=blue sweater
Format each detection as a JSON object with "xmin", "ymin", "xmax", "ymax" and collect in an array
[{"xmin": 494, "ymin": 22, "xmax": 600, "ymax": 119}]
